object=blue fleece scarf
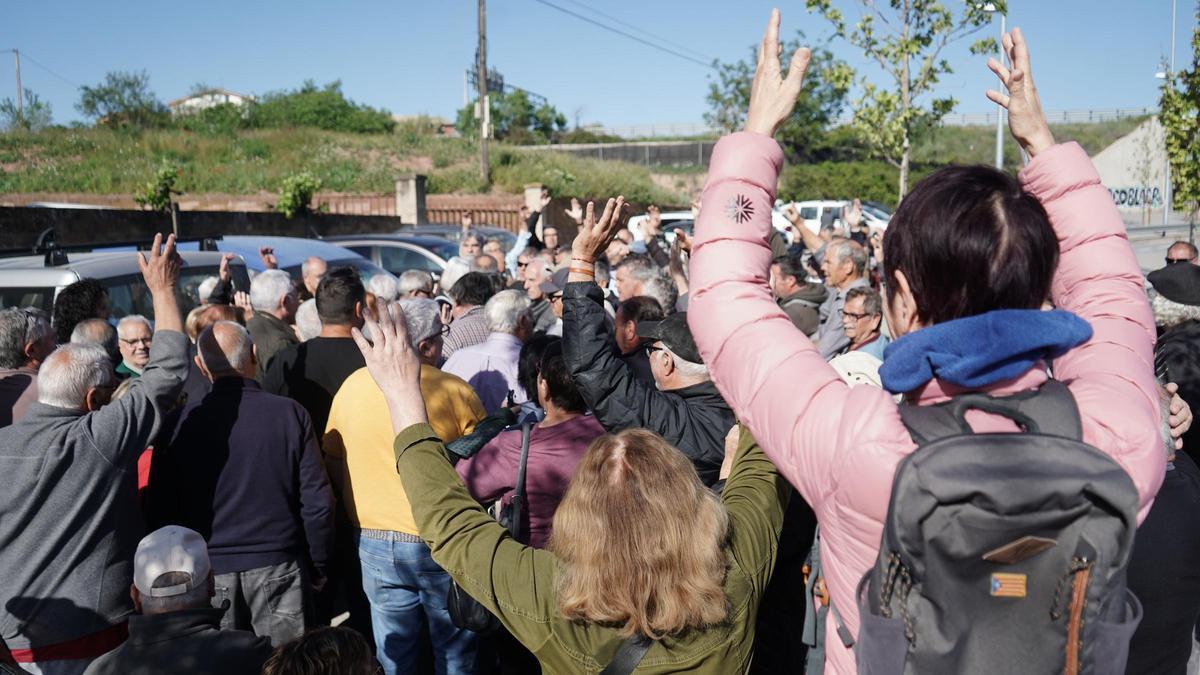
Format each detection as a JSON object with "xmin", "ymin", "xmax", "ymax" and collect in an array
[{"xmin": 878, "ymin": 309, "xmax": 1093, "ymax": 394}]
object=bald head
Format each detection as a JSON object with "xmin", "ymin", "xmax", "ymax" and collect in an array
[
  {"xmin": 302, "ymin": 256, "xmax": 328, "ymax": 295},
  {"xmin": 196, "ymin": 321, "xmax": 256, "ymax": 381}
]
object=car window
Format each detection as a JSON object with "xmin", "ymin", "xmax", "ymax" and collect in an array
[
  {"xmin": 345, "ymin": 246, "xmax": 374, "ymax": 259},
  {"xmin": 0, "ymin": 288, "xmax": 57, "ymax": 312},
  {"xmin": 799, "ymin": 207, "xmax": 818, "ymax": 220},
  {"xmin": 104, "ymin": 265, "xmax": 248, "ymax": 322},
  {"xmin": 380, "ymin": 247, "xmax": 439, "ymax": 275}
]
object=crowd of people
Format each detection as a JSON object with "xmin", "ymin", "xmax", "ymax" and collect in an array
[{"xmin": 2, "ymin": 10, "xmax": 1200, "ymax": 675}]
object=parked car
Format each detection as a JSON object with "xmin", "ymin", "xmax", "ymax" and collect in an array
[
  {"xmin": 178, "ymin": 235, "xmax": 388, "ymax": 285},
  {"xmin": 323, "ymin": 234, "xmax": 459, "ymax": 278},
  {"xmin": 627, "ymin": 211, "xmax": 693, "ymax": 243},
  {"xmin": 0, "ymin": 250, "xmax": 251, "ymax": 322},
  {"xmin": 397, "ymin": 224, "xmax": 519, "ymax": 252}
]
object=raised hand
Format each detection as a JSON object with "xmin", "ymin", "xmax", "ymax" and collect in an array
[
  {"xmin": 258, "ymin": 247, "xmax": 279, "ymax": 270},
  {"xmin": 570, "ymin": 197, "xmax": 628, "ymax": 265},
  {"xmin": 138, "ymin": 233, "xmax": 182, "ymax": 295},
  {"xmin": 233, "ymin": 291, "xmax": 253, "ymax": 312},
  {"xmin": 564, "ymin": 197, "xmax": 584, "ymax": 225},
  {"xmin": 745, "ymin": 9, "xmax": 812, "ymax": 137},
  {"xmin": 986, "ymin": 27, "xmax": 1054, "ymax": 158},
  {"xmin": 218, "ymin": 253, "xmax": 235, "ymax": 283},
  {"xmin": 461, "ymin": 212, "xmax": 474, "ymax": 230},
  {"xmin": 539, "ymin": 189, "xmax": 552, "ymax": 210},
  {"xmin": 843, "ymin": 199, "xmax": 863, "ymax": 230},
  {"xmin": 352, "ymin": 303, "xmax": 428, "ymax": 433}
]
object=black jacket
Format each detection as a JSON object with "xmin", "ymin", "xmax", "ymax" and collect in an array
[
  {"xmin": 82, "ymin": 605, "xmax": 272, "ymax": 675},
  {"xmin": 562, "ymin": 281, "xmax": 734, "ymax": 485},
  {"xmin": 1157, "ymin": 320, "xmax": 1200, "ymax": 465},
  {"xmin": 246, "ymin": 311, "xmax": 299, "ymax": 381}
]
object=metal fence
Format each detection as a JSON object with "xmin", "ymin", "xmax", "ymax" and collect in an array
[{"xmin": 525, "ymin": 140, "xmax": 716, "ymax": 168}]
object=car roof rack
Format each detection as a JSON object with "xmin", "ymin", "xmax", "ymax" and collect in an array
[{"xmin": 0, "ymin": 228, "xmax": 224, "ymax": 267}]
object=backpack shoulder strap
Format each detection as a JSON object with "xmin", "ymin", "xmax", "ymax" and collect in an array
[
  {"xmin": 600, "ymin": 634, "xmax": 653, "ymax": 675},
  {"xmin": 507, "ymin": 422, "xmax": 533, "ymax": 540},
  {"xmin": 900, "ymin": 379, "xmax": 1083, "ymax": 446}
]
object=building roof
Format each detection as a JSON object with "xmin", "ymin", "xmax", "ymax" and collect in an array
[{"xmin": 167, "ymin": 88, "xmax": 254, "ymax": 109}]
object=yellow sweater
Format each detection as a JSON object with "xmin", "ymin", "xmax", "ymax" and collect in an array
[{"xmin": 324, "ymin": 364, "xmax": 486, "ymax": 534}]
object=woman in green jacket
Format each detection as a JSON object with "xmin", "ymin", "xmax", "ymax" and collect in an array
[{"xmin": 350, "ymin": 263, "xmax": 788, "ymax": 673}]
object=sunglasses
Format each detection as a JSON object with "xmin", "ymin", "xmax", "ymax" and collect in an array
[
  {"xmin": 1165, "ymin": 257, "xmax": 1195, "ymax": 265},
  {"xmin": 644, "ymin": 344, "xmax": 665, "ymax": 356}
]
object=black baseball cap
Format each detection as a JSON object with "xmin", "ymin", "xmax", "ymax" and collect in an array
[
  {"xmin": 1149, "ymin": 262, "xmax": 1200, "ymax": 306},
  {"xmin": 636, "ymin": 312, "xmax": 703, "ymax": 364},
  {"xmin": 539, "ymin": 267, "xmax": 569, "ymax": 296}
]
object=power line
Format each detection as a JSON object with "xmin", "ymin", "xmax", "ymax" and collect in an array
[
  {"xmin": 531, "ymin": 0, "xmax": 715, "ymax": 70},
  {"xmin": 3, "ymin": 50, "xmax": 80, "ymax": 88},
  {"xmin": 552, "ymin": 0, "xmax": 716, "ymax": 64}
]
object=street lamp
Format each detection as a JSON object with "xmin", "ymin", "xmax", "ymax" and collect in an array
[{"xmin": 980, "ymin": 3, "xmax": 1006, "ymax": 170}]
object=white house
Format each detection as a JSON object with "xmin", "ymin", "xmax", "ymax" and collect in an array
[{"xmin": 168, "ymin": 88, "xmax": 254, "ymax": 115}]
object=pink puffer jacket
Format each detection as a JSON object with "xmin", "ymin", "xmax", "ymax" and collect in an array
[{"xmin": 688, "ymin": 132, "xmax": 1164, "ymax": 675}]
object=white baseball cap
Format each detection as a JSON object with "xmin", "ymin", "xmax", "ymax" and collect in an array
[{"xmin": 133, "ymin": 526, "xmax": 211, "ymax": 598}]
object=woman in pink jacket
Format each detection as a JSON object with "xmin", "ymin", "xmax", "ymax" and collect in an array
[{"xmin": 688, "ymin": 12, "xmax": 1166, "ymax": 674}]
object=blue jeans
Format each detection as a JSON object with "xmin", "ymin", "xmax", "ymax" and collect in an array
[{"xmin": 357, "ymin": 533, "xmax": 480, "ymax": 675}]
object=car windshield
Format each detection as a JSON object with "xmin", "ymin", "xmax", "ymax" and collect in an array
[{"xmin": 106, "ymin": 265, "xmax": 251, "ymax": 322}]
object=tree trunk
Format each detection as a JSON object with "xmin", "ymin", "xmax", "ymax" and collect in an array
[{"xmin": 899, "ymin": 140, "xmax": 911, "ymax": 204}]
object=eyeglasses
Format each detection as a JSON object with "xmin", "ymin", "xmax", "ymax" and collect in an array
[
  {"xmin": 120, "ymin": 337, "xmax": 153, "ymax": 346},
  {"xmin": 1166, "ymin": 257, "xmax": 1195, "ymax": 265},
  {"xmin": 516, "ymin": 261, "xmax": 529, "ymax": 269},
  {"xmin": 842, "ymin": 311, "xmax": 876, "ymax": 321}
]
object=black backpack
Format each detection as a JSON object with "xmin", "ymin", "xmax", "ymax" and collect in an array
[{"xmin": 855, "ymin": 380, "xmax": 1144, "ymax": 675}]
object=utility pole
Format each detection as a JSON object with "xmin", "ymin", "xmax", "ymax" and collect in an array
[
  {"xmin": 477, "ymin": 0, "xmax": 490, "ymax": 186},
  {"xmin": 12, "ymin": 49, "xmax": 22, "ymax": 120},
  {"xmin": 994, "ymin": 12, "xmax": 1006, "ymax": 170}
]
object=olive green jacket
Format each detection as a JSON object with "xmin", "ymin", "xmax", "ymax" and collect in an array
[{"xmin": 393, "ymin": 423, "xmax": 789, "ymax": 674}]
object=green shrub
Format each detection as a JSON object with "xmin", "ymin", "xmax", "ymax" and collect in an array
[
  {"xmin": 252, "ymin": 80, "xmax": 394, "ymax": 134},
  {"xmin": 134, "ymin": 160, "xmax": 181, "ymax": 211},
  {"xmin": 276, "ymin": 172, "xmax": 322, "ymax": 218}
]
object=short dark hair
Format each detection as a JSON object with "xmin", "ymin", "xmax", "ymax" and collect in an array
[
  {"xmin": 773, "ymin": 255, "xmax": 807, "ymax": 286},
  {"xmin": 518, "ymin": 334, "xmax": 560, "ymax": 404},
  {"xmin": 52, "ymin": 279, "xmax": 107, "ymax": 345},
  {"xmin": 618, "ymin": 296, "xmax": 665, "ymax": 324},
  {"xmin": 883, "ymin": 165, "xmax": 1058, "ymax": 325},
  {"xmin": 261, "ymin": 626, "xmax": 374, "ymax": 675},
  {"xmin": 538, "ymin": 342, "xmax": 585, "ymax": 412},
  {"xmin": 845, "ymin": 286, "xmax": 882, "ymax": 317},
  {"xmin": 448, "ymin": 272, "xmax": 499, "ymax": 308},
  {"xmin": 315, "ymin": 267, "xmax": 365, "ymax": 326}
]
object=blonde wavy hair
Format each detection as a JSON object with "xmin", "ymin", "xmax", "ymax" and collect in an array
[{"xmin": 548, "ymin": 429, "xmax": 731, "ymax": 639}]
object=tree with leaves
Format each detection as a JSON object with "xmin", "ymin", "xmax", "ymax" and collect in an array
[
  {"xmin": 0, "ymin": 88, "xmax": 53, "ymax": 132},
  {"xmin": 806, "ymin": 0, "xmax": 1000, "ymax": 200},
  {"xmin": 456, "ymin": 89, "xmax": 567, "ymax": 144},
  {"xmin": 706, "ymin": 37, "xmax": 853, "ymax": 162},
  {"xmin": 1159, "ymin": 2, "xmax": 1200, "ymax": 231},
  {"xmin": 134, "ymin": 161, "xmax": 182, "ymax": 212},
  {"xmin": 77, "ymin": 70, "xmax": 170, "ymax": 129}
]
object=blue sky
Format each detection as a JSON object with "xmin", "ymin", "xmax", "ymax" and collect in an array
[{"xmin": 3, "ymin": 0, "xmax": 1195, "ymax": 129}]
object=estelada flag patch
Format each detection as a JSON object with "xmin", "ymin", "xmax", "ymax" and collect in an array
[{"xmin": 990, "ymin": 573, "xmax": 1027, "ymax": 598}]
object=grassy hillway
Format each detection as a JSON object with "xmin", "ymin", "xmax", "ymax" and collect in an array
[{"xmin": 0, "ymin": 117, "xmax": 1146, "ymax": 208}]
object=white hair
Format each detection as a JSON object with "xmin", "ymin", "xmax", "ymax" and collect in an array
[
  {"xmin": 117, "ymin": 315, "xmax": 152, "ymax": 337},
  {"xmin": 294, "ymin": 299, "xmax": 322, "ymax": 341},
  {"xmin": 197, "ymin": 276, "xmax": 218, "ymax": 304},
  {"xmin": 484, "ymin": 289, "xmax": 532, "ymax": 334},
  {"xmin": 438, "ymin": 258, "xmax": 471, "ymax": 295},
  {"xmin": 301, "ymin": 256, "xmax": 326, "ymax": 278},
  {"xmin": 250, "ymin": 269, "xmax": 294, "ymax": 312},
  {"xmin": 644, "ymin": 275, "xmax": 679, "ymax": 316},
  {"xmin": 368, "ymin": 273, "xmax": 401, "ymax": 302},
  {"xmin": 397, "ymin": 298, "xmax": 442, "ymax": 346},
  {"xmin": 197, "ymin": 321, "xmax": 255, "ymax": 374},
  {"xmin": 663, "ymin": 345, "xmax": 709, "ymax": 381},
  {"xmin": 38, "ymin": 343, "xmax": 113, "ymax": 409},
  {"xmin": 0, "ymin": 307, "xmax": 52, "ymax": 369},
  {"xmin": 398, "ymin": 269, "xmax": 434, "ymax": 296}
]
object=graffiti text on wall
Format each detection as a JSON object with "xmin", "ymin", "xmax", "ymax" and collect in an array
[{"xmin": 1108, "ymin": 186, "xmax": 1163, "ymax": 208}]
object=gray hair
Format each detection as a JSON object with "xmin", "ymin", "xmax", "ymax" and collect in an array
[
  {"xmin": 38, "ymin": 343, "xmax": 113, "ymax": 409},
  {"xmin": 70, "ymin": 318, "xmax": 117, "ymax": 359},
  {"xmin": 139, "ymin": 571, "xmax": 210, "ymax": 615},
  {"xmin": 643, "ymin": 275, "xmax": 679, "ymax": 316},
  {"xmin": 484, "ymin": 289, "xmax": 532, "ymax": 334},
  {"xmin": 294, "ymin": 299, "xmax": 322, "ymax": 341},
  {"xmin": 250, "ymin": 270, "xmax": 294, "ymax": 312},
  {"xmin": 461, "ymin": 233, "xmax": 483, "ymax": 247},
  {"xmin": 398, "ymin": 270, "xmax": 434, "ymax": 297},
  {"xmin": 197, "ymin": 321, "xmax": 255, "ymax": 375},
  {"xmin": 117, "ymin": 315, "xmax": 152, "ymax": 337},
  {"xmin": 197, "ymin": 276, "xmax": 219, "ymax": 304},
  {"xmin": 301, "ymin": 256, "xmax": 326, "ymax": 278},
  {"xmin": 0, "ymin": 307, "xmax": 53, "ymax": 369},
  {"xmin": 368, "ymin": 273, "xmax": 400, "ymax": 302},
  {"xmin": 396, "ymin": 298, "xmax": 442, "ymax": 346},
  {"xmin": 616, "ymin": 255, "xmax": 658, "ymax": 284},
  {"xmin": 438, "ymin": 258, "xmax": 471, "ymax": 295},
  {"xmin": 828, "ymin": 239, "xmax": 868, "ymax": 276},
  {"xmin": 663, "ymin": 344, "xmax": 709, "ymax": 381},
  {"xmin": 845, "ymin": 286, "xmax": 883, "ymax": 317},
  {"xmin": 594, "ymin": 258, "xmax": 611, "ymax": 286},
  {"xmin": 1153, "ymin": 293, "xmax": 1200, "ymax": 329}
]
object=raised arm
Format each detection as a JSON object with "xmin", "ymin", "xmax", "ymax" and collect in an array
[{"xmin": 989, "ymin": 28, "xmax": 1163, "ymax": 516}]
